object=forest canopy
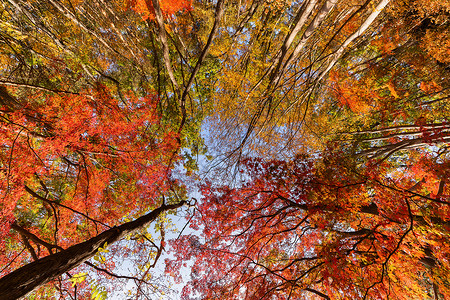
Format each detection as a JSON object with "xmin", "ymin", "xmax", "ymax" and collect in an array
[{"xmin": 0, "ymin": 0, "xmax": 449, "ymax": 299}]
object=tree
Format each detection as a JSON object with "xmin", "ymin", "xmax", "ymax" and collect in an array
[
  {"xmin": 0, "ymin": 201, "xmax": 185, "ymax": 300},
  {"xmin": 0, "ymin": 85, "xmax": 185, "ymax": 298},
  {"xmin": 202, "ymin": 0, "xmax": 395, "ymax": 164},
  {"xmin": 170, "ymin": 149, "xmax": 449, "ymax": 299},
  {"xmin": 1, "ymin": 0, "xmax": 223, "ymax": 174},
  {"xmin": 197, "ymin": 0, "xmax": 449, "ymax": 176}
]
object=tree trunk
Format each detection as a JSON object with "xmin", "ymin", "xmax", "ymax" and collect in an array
[{"xmin": 0, "ymin": 201, "xmax": 185, "ymax": 300}]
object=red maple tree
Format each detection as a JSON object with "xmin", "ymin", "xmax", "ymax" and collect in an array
[
  {"xmin": 126, "ymin": 0, "xmax": 191, "ymax": 20},
  {"xmin": 169, "ymin": 149, "xmax": 449, "ymax": 299},
  {"xmin": 0, "ymin": 85, "xmax": 182, "ymax": 297}
]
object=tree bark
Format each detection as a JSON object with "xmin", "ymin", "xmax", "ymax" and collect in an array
[
  {"xmin": 319, "ymin": 0, "xmax": 391, "ymax": 80},
  {"xmin": 0, "ymin": 201, "xmax": 185, "ymax": 300},
  {"xmin": 150, "ymin": 0, "xmax": 180, "ymax": 98}
]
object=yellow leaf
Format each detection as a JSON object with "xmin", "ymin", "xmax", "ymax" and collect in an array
[{"xmin": 387, "ymin": 82, "xmax": 399, "ymax": 98}]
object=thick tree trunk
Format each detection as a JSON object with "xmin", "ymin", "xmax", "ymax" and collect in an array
[{"xmin": 0, "ymin": 201, "xmax": 185, "ymax": 300}]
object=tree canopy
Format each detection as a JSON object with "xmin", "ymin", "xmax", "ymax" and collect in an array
[{"xmin": 0, "ymin": 0, "xmax": 449, "ymax": 299}]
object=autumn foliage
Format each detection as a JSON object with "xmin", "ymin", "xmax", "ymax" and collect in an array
[
  {"xmin": 1, "ymin": 0, "xmax": 450, "ymax": 299},
  {"xmin": 126, "ymin": 0, "xmax": 191, "ymax": 20},
  {"xmin": 0, "ymin": 86, "xmax": 179, "ymax": 289},
  {"xmin": 168, "ymin": 150, "xmax": 450, "ymax": 299}
]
